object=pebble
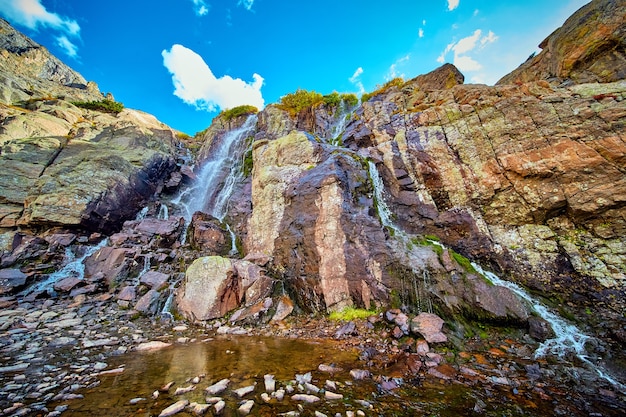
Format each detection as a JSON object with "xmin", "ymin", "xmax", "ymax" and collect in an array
[
  {"xmin": 264, "ymin": 374, "xmax": 275, "ymax": 392},
  {"xmin": 233, "ymin": 384, "xmax": 255, "ymax": 398},
  {"xmin": 135, "ymin": 341, "xmax": 172, "ymax": 351},
  {"xmin": 159, "ymin": 399, "xmax": 189, "ymax": 417},
  {"xmin": 174, "ymin": 385, "xmax": 195, "ymax": 395},
  {"xmin": 324, "ymin": 391, "xmax": 343, "ymax": 400},
  {"xmin": 214, "ymin": 400, "xmax": 225, "ymax": 414},
  {"xmin": 190, "ymin": 402, "xmax": 210, "ymax": 415},
  {"xmin": 349, "ymin": 369, "xmax": 371, "ymax": 380},
  {"xmin": 291, "ymin": 394, "xmax": 320, "ymax": 403},
  {"xmin": 206, "ymin": 379, "xmax": 230, "ymax": 395},
  {"xmin": 238, "ymin": 399, "xmax": 255, "ymax": 415}
]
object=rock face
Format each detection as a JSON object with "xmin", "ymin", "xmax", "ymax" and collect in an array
[
  {"xmin": 0, "ymin": 20, "xmax": 180, "ymax": 232},
  {"xmin": 498, "ymin": 0, "xmax": 626, "ymax": 85},
  {"xmin": 0, "ymin": 18, "xmax": 102, "ymax": 104}
]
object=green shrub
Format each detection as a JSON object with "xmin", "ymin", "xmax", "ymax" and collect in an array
[
  {"xmin": 329, "ymin": 307, "xmax": 378, "ymax": 321},
  {"xmin": 341, "ymin": 93, "xmax": 359, "ymax": 108},
  {"xmin": 219, "ymin": 105, "xmax": 258, "ymax": 121},
  {"xmin": 361, "ymin": 77, "xmax": 405, "ymax": 102},
  {"xmin": 276, "ymin": 88, "xmax": 324, "ymax": 115},
  {"xmin": 72, "ymin": 99, "xmax": 124, "ymax": 114},
  {"xmin": 450, "ymin": 250, "xmax": 477, "ymax": 274}
]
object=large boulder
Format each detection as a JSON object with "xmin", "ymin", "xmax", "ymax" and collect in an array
[{"xmin": 176, "ymin": 256, "xmax": 241, "ymax": 321}]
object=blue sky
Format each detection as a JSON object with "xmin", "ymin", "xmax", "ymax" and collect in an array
[{"xmin": 1, "ymin": 0, "xmax": 590, "ymax": 135}]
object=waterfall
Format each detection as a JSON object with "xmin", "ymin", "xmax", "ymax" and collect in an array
[
  {"xmin": 135, "ymin": 206, "xmax": 149, "ymax": 221},
  {"xmin": 368, "ymin": 159, "xmax": 624, "ymax": 389},
  {"xmin": 328, "ymin": 101, "xmax": 352, "ymax": 145},
  {"xmin": 471, "ymin": 262, "xmax": 624, "ymax": 389},
  {"xmin": 157, "ymin": 204, "xmax": 169, "ymax": 220},
  {"xmin": 22, "ymin": 238, "xmax": 109, "ymax": 296},
  {"xmin": 175, "ymin": 115, "xmax": 257, "ymax": 223},
  {"xmin": 368, "ymin": 161, "xmax": 432, "ymax": 313},
  {"xmin": 172, "ymin": 115, "xmax": 257, "ymax": 248},
  {"xmin": 369, "ymin": 161, "xmax": 398, "ymax": 233}
]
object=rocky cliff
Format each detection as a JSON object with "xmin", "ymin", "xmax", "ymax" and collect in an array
[
  {"xmin": 174, "ymin": 0, "xmax": 626, "ymax": 347},
  {"xmin": 0, "ymin": 19, "xmax": 180, "ymax": 233},
  {"xmin": 0, "ymin": 0, "xmax": 624, "ymax": 356}
]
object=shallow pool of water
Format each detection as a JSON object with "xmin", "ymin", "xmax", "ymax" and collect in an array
[{"xmin": 53, "ymin": 335, "xmax": 587, "ymax": 417}]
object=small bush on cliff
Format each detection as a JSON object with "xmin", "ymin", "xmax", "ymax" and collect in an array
[
  {"xmin": 323, "ymin": 92, "xmax": 359, "ymax": 108},
  {"xmin": 219, "ymin": 105, "xmax": 259, "ymax": 121},
  {"xmin": 276, "ymin": 89, "xmax": 324, "ymax": 115},
  {"xmin": 72, "ymin": 99, "xmax": 124, "ymax": 114},
  {"xmin": 361, "ymin": 77, "xmax": 405, "ymax": 102}
]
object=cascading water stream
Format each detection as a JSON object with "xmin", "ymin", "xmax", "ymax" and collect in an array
[
  {"xmin": 471, "ymin": 262, "xmax": 624, "ymax": 389},
  {"xmin": 368, "ymin": 161, "xmax": 433, "ymax": 313},
  {"xmin": 369, "ymin": 160, "xmax": 624, "ymax": 389},
  {"xmin": 22, "ymin": 238, "xmax": 109, "ymax": 296},
  {"xmin": 328, "ymin": 101, "xmax": 354, "ymax": 146},
  {"xmin": 172, "ymin": 115, "xmax": 257, "ymax": 249}
]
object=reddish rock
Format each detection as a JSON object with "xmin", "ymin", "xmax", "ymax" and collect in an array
[
  {"xmin": 270, "ymin": 295, "xmax": 294, "ymax": 322},
  {"xmin": 187, "ymin": 212, "xmax": 231, "ymax": 254},
  {"xmin": 0, "ymin": 268, "xmax": 27, "ymax": 294},
  {"xmin": 410, "ymin": 313, "xmax": 447, "ymax": 344},
  {"xmin": 244, "ymin": 275, "xmax": 274, "ymax": 305},
  {"xmin": 140, "ymin": 271, "xmax": 169, "ymax": 291},
  {"xmin": 44, "ymin": 233, "xmax": 76, "ymax": 247},
  {"xmin": 427, "ymin": 364, "xmax": 457, "ymax": 380},
  {"xmin": 117, "ymin": 286, "xmax": 136, "ymax": 301},
  {"xmin": 415, "ymin": 339, "xmax": 430, "ymax": 356},
  {"xmin": 135, "ymin": 217, "xmax": 184, "ymax": 247},
  {"xmin": 53, "ymin": 277, "xmax": 81, "ymax": 292},
  {"xmin": 135, "ymin": 289, "xmax": 160, "ymax": 314},
  {"xmin": 84, "ymin": 246, "xmax": 133, "ymax": 286}
]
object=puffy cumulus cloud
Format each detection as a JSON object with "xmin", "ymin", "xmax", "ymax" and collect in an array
[
  {"xmin": 238, "ymin": 0, "xmax": 254, "ymax": 11},
  {"xmin": 190, "ymin": 0, "xmax": 210, "ymax": 16},
  {"xmin": 447, "ymin": 0, "xmax": 460, "ymax": 11},
  {"xmin": 0, "ymin": 0, "xmax": 81, "ymax": 57},
  {"xmin": 162, "ymin": 44, "xmax": 265, "ymax": 112},
  {"xmin": 349, "ymin": 67, "xmax": 365, "ymax": 96},
  {"xmin": 436, "ymin": 29, "xmax": 498, "ymax": 72}
]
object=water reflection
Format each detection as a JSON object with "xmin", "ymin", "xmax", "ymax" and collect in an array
[{"xmin": 58, "ymin": 336, "xmax": 359, "ymax": 416}]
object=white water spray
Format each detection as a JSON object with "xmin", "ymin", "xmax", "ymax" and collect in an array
[
  {"xmin": 472, "ymin": 262, "xmax": 624, "ymax": 388},
  {"xmin": 23, "ymin": 239, "xmax": 109, "ymax": 296},
  {"xmin": 175, "ymin": 115, "xmax": 257, "ymax": 223},
  {"xmin": 172, "ymin": 115, "xmax": 257, "ymax": 249}
]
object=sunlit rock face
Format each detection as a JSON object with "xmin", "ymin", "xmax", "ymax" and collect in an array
[
  {"xmin": 0, "ymin": 18, "xmax": 179, "ymax": 232},
  {"xmin": 498, "ymin": 0, "xmax": 626, "ymax": 85}
]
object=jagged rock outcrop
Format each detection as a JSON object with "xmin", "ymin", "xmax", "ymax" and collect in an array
[
  {"xmin": 498, "ymin": 0, "xmax": 626, "ymax": 85},
  {"xmin": 0, "ymin": 20, "xmax": 180, "ymax": 233},
  {"xmin": 0, "ymin": 18, "xmax": 102, "ymax": 104}
]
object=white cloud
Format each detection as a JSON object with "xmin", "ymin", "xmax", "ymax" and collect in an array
[
  {"xmin": 418, "ymin": 28, "xmax": 424, "ymax": 38},
  {"xmin": 447, "ymin": 0, "xmax": 460, "ymax": 11},
  {"xmin": 437, "ymin": 29, "xmax": 498, "ymax": 72},
  {"xmin": 349, "ymin": 67, "xmax": 365, "ymax": 95},
  {"xmin": 191, "ymin": 0, "xmax": 210, "ymax": 16},
  {"xmin": 454, "ymin": 29, "xmax": 481, "ymax": 55},
  {"xmin": 56, "ymin": 35, "xmax": 78, "ymax": 57},
  {"xmin": 480, "ymin": 30, "xmax": 498, "ymax": 47},
  {"xmin": 162, "ymin": 44, "xmax": 265, "ymax": 112},
  {"xmin": 238, "ymin": 0, "xmax": 254, "ymax": 11},
  {"xmin": 386, "ymin": 55, "xmax": 410, "ymax": 81},
  {"xmin": 0, "ymin": 0, "xmax": 81, "ymax": 56}
]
